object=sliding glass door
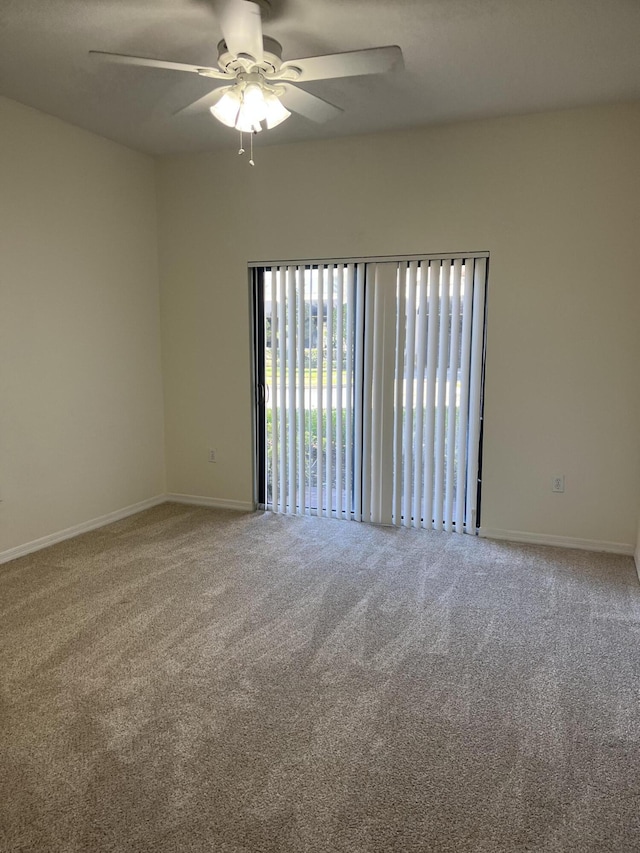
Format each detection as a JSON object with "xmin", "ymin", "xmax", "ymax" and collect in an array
[{"xmin": 252, "ymin": 254, "xmax": 488, "ymax": 533}]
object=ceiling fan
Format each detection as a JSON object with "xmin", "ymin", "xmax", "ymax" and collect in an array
[{"xmin": 89, "ymin": 0, "xmax": 403, "ymax": 148}]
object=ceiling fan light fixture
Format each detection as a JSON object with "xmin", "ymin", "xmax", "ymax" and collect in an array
[
  {"xmin": 210, "ymin": 87, "xmax": 241, "ymax": 127},
  {"xmin": 210, "ymin": 79, "xmax": 291, "ymax": 134}
]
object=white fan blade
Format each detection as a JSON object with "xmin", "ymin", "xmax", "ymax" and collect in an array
[
  {"xmin": 174, "ymin": 86, "xmax": 229, "ymax": 115},
  {"xmin": 213, "ymin": 0, "xmax": 264, "ymax": 63},
  {"xmin": 282, "ymin": 45, "xmax": 403, "ymax": 83},
  {"xmin": 89, "ymin": 50, "xmax": 229, "ymax": 79},
  {"xmin": 278, "ymin": 84, "xmax": 342, "ymax": 123}
]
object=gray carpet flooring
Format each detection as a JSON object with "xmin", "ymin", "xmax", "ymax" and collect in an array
[{"xmin": 1, "ymin": 502, "xmax": 640, "ymax": 852}]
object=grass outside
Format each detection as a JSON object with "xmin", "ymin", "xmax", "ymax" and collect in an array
[{"xmin": 264, "ymin": 366, "xmax": 348, "ymax": 388}]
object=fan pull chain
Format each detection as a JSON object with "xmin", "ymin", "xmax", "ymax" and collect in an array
[{"xmin": 236, "ymin": 130, "xmax": 256, "ymax": 166}]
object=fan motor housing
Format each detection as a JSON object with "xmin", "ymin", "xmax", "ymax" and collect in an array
[
  {"xmin": 217, "ymin": 35, "xmax": 284, "ymax": 75},
  {"xmin": 253, "ymin": 0, "xmax": 272, "ymax": 20}
]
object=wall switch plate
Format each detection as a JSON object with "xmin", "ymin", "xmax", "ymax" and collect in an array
[
  {"xmin": 552, "ymin": 475, "xmax": 565, "ymax": 493},
  {"xmin": 209, "ymin": 449, "xmax": 217, "ymax": 463}
]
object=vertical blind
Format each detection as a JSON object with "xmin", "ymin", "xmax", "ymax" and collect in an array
[
  {"xmin": 390, "ymin": 257, "xmax": 487, "ymax": 532},
  {"xmin": 266, "ymin": 262, "xmax": 360, "ymax": 520},
  {"xmin": 259, "ymin": 254, "xmax": 487, "ymax": 533}
]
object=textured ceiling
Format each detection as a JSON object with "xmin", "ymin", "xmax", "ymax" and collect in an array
[{"xmin": 1, "ymin": 0, "xmax": 639, "ymax": 155}]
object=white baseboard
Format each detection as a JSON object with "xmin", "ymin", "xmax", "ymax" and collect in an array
[
  {"xmin": 0, "ymin": 495, "xmax": 166, "ymax": 565},
  {"xmin": 635, "ymin": 543, "xmax": 640, "ymax": 581},
  {"xmin": 479, "ymin": 527, "xmax": 635, "ymax": 557},
  {"xmin": 166, "ymin": 493, "xmax": 255, "ymax": 512}
]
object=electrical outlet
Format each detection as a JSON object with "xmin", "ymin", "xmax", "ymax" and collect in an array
[
  {"xmin": 208, "ymin": 449, "xmax": 217, "ymax": 463},
  {"xmin": 552, "ymin": 475, "xmax": 565, "ymax": 493}
]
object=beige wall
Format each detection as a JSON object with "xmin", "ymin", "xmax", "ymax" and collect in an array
[
  {"xmin": 157, "ymin": 103, "xmax": 640, "ymax": 549},
  {"xmin": 0, "ymin": 97, "xmax": 165, "ymax": 553}
]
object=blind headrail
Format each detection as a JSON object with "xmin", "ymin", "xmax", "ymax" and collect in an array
[{"xmin": 249, "ymin": 251, "xmax": 489, "ymax": 269}]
